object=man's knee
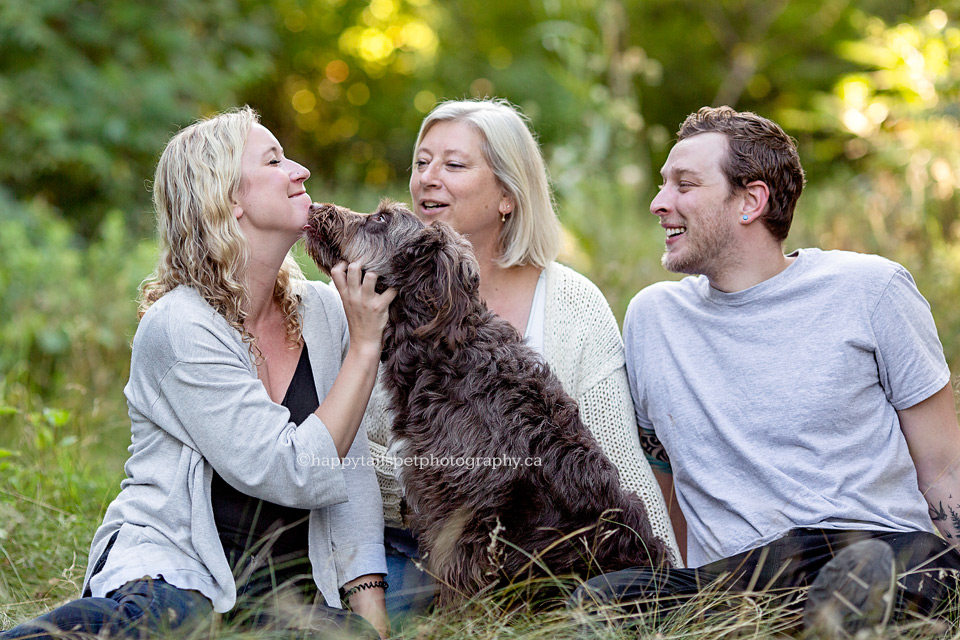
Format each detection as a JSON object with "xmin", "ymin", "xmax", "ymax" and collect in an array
[
  {"xmin": 873, "ymin": 531, "xmax": 960, "ymax": 617},
  {"xmin": 566, "ymin": 567, "xmax": 680, "ymax": 610}
]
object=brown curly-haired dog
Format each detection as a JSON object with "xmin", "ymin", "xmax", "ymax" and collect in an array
[{"xmin": 303, "ymin": 200, "xmax": 669, "ymax": 606}]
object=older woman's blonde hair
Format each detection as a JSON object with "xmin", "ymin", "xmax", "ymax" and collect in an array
[
  {"xmin": 413, "ymin": 98, "xmax": 561, "ymax": 268},
  {"xmin": 140, "ymin": 106, "xmax": 305, "ymax": 349}
]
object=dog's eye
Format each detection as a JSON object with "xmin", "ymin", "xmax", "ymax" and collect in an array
[{"xmin": 374, "ymin": 214, "xmax": 387, "ymax": 223}]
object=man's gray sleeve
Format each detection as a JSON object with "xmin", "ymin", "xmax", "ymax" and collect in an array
[{"xmin": 871, "ymin": 266, "xmax": 950, "ymax": 410}]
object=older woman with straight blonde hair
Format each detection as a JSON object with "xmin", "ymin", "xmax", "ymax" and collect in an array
[
  {"xmin": 362, "ymin": 98, "xmax": 681, "ymax": 619},
  {"xmin": 1, "ymin": 107, "xmax": 393, "ymax": 640}
]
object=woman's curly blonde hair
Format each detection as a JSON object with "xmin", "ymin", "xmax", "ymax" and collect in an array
[{"xmin": 139, "ymin": 106, "xmax": 305, "ymax": 352}]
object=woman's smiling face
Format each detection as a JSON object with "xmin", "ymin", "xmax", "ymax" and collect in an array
[
  {"xmin": 233, "ymin": 123, "xmax": 312, "ymax": 241},
  {"xmin": 409, "ymin": 120, "xmax": 512, "ymax": 241}
]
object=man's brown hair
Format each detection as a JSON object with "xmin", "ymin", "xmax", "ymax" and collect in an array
[{"xmin": 678, "ymin": 106, "xmax": 805, "ymax": 243}]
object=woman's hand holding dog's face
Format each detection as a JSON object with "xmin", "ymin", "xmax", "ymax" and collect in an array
[{"xmin": 331, "ymin": 260, "xmax": 397, "ymax": 355}]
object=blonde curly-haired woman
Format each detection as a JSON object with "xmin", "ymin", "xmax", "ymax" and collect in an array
[{"xmin": 1, "ymin": 107, "xmax": 393, "ymax": 640}]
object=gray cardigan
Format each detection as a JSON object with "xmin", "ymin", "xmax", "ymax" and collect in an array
[{"xmin": 81, "ymin": 282, "xmax": 386, "ymax": 612}]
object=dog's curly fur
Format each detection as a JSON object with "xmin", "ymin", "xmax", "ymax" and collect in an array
[{"xmin": 304, "ymin": 200, "xmax": 670, "ymax": 606}]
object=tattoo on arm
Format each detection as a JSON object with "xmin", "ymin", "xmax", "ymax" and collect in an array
[
  {"xmin": 639, "ymin": 427, "xmax": 671, "ymax": 473},
  {"xmin": 928, "ymin": 498, "xmax": 960, "ymax": 539},
  {"xmin": 949, "ymin": 505, "xmax": 960, "ymax": 534},
  {"xmin": 929, "ymin": 500, "xmax": 947, "ymax": 522}
]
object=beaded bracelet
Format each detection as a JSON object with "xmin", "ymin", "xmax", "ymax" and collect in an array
[{"xmin": 340, "ymin": 579, "xmax": 388, "ymax": 604}]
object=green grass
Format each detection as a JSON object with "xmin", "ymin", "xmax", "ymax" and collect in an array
[
  {"xmin": 3, "ymin": 401, "xmax": 960, "ymax": 639},
  {"xmin": 0, "ymin": 390, "xmax": 126, "ymax": 627}
]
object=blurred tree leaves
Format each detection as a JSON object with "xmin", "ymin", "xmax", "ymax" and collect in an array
[
  {"xmin": 0, "ymin": 0, "xmax": 276, "ymax": 236},
  {"xmin": 243, "ymin": 0, "xmax": 443, "ymax": 191},
  {"xmin": 239, "ymin": 0, "xmax": 924, "ymax": 201},
  {"xmin": 1, "ymin": 0, "xmax": 952, "ymax": 229}
]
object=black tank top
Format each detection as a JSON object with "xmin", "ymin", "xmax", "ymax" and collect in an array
[{"xmin": 211, "ymin": 343, "xmax": 319, "ymax": 599}]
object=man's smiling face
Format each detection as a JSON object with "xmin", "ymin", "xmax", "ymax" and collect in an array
[{"xmin": 650, "ymin": 132, "xmax": 743, "ymax": 278}]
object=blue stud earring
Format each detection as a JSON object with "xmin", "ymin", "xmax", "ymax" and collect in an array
[{"xmin": 742, "ymin": 215, "xmax": 749, "ymax": 221}]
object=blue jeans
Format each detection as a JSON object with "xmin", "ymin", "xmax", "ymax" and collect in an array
[
  {"xmin": 2, "ymin": 576, "xmax": 379, "ymax": 639},
  {"xmin": 0, "ymin": 576, "xmax": 211, "ymax": 639},
  {"xmin": 383, "ymin": 527, "xmax": 435, "ymax": 622}
]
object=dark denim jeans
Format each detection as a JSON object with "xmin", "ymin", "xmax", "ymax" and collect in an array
[
  {"xmin": 0, "ymin": 576, "xmax": 211, "ymax": 639},
  {"xmin": 570, "ymin": 528, "xmax": 960, "ymax": 624},
  {"xmin": 2, "ymin": 576, "xmax": 379, "ymax": 640}
]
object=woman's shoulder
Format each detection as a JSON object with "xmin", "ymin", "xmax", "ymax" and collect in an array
[
  {"xmin": 542, "ymin": 262, "xmax": 624, "ymax": 391},
  {"xmin": 140, "ymin": 285, "xmax": 229, "ymax": 327},
  {"xmin": 139, "ymin": 286, "xmax": 215, "ymax": 333},
  {"xmin": 544, "ymin": 262, "xmax": 617, "ymax": 321},
  {"xmin": 135, "ymin": 286, "xmax": 239, "ymax": 358}
]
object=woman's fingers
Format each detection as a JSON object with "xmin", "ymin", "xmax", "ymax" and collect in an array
[
  {"xmin": 360, "ymin": 268, "xmax": 378, "ymax": 294},
  {"xmin": 346, "ymin": 261, "xmax": 363, "ymax": 291},
  {"xmin": 358, "ymin": 270, "xmax": 398, "ymax": 310},
  {"xmin": 333, "ymin": 262, "xmax": 396, "ymax": 349},
  {"xmin": 378, "ymin": 285, "xmax": 398, "ymax": 307},
  {"xmin": 330, "ymin": 260, "xmax": 348, "ymax": 291},
  {"xmin": 337, "ymin": 262, "xmax": 395, "ymax": 306}
]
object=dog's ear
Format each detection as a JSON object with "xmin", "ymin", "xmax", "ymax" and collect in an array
[{"xmin": 392, "ymin": 222, "xmax": 479, "ymax": 350}]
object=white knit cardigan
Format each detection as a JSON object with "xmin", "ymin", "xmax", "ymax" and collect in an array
[{"xmin": 360, "ymin": 262, "xmax": 682, "ymax": 565}]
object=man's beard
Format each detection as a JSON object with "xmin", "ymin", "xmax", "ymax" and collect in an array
[{"xmin": 661, "ymin": 212, "xmax": 735, "ymax": 277}]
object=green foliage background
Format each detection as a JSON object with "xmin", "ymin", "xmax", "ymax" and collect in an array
[{"xmin": 2, "ymin": 0, "xmax": 960, "ymax": 630}]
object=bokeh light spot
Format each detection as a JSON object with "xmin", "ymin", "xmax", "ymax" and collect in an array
[
  {"xmin": 370, "ymin": 0, "xmax": 397, "ymax": 21},
  {"xmin": 365, "ymin": 159, "xmax": 392, "ymax": 185},
  {"xmin": 414, "ymin": 90, "xmax": 436, "ymax": 113},
  {"xmin": 326, "ymin": 59, "xmax": 350, "ymax": 83},
  {"xmin": 285, "ymin": 9, "xmax": 308, "ymax": 32},
  {"xmin": 295, "ymin": 111, "xmax": 320, "ymax": 132},
  {"xmin": 359, "ymin": 29, "xmax": 395, "ymax": 61},
  {"xmin": 319, "ymin": 79, "xmax": 342, "ymax": 101},
  {"xmin": 332, "ymin": 116, "xmax": 359, "ymax": 139},
  {"xmin": 292, "ymin": 89, "xmax": 317, "ymax": 114},
  {"xmin": 929, "ymin": 9, "xmax": 948, "ymax": 31},
  {"xmin": 470, "ymin": 77, "xmax": 494, "ymax": 98},
  {"xmin": 489, "ymin": 46, "xmax": 512, "ymax": 69},
  {"xmin": 401, "ymin": 21, "xmax": 437, "ymax": 52},
  {"xmin": 347, "ymin": 83, "xmax": 371, "ymax": 106}
]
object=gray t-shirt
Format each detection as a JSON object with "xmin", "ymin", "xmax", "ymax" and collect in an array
[{"xmin": 624, "ymin": 248, "xmax": 949, "ymax": 568}]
